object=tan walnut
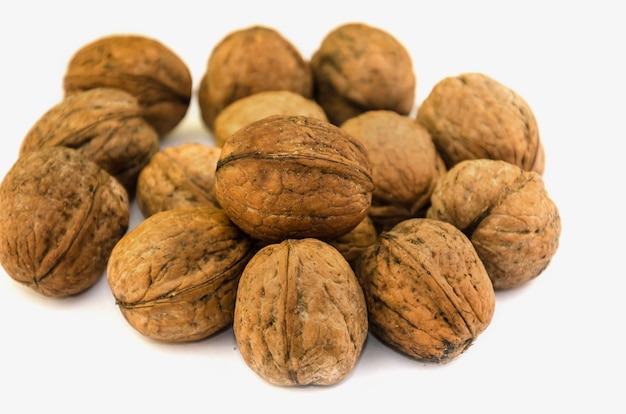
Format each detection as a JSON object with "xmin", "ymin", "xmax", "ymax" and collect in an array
[
  {"xmin": 416, "ymin": 72, "xmax": 545, "ymax": 174},
  {"xmin": 20, "ymin": 87, "xmax": 160, "ymax": 195},
  {"xmin": 214, "ymin": 115, "xmax": 374, "ymax": 242},
  {"xmin": 234, "ymin": 238, "xmax": 368, "ymax": 386},
  {"xmin": 0, "ymin": 147, "xmax": 129, "ymax": 297},
  {"xmin": 311, "ymin": 22, "xmax": 416, "ymax": 126},
  {"xmin": 198, "ymin": 26, "xmax": 313, "ymax": 132},
  {"xmin": 341, "ymin": 110, "xmax": 447, "ymax": 232},
  {"xmin": 106, "ymin": 206, "xmax": 255, "ymax": 342},
  {"xmin": 63, "ymin": 34, "xmax": 192, "ymax": 137},
  {"xmin": 136, "ymin": 142, "xmax": 221, "ymax": 218},
  {"xmin": 426, "ymin": 159, "xmax": 561, "ymax": 290},
  {"xmin": 355, "ymin": 218, "xmax": 495, "ymax": 363}
]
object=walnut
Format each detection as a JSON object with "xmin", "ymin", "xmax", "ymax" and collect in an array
[
  {"xmin": 106, "ymin": 206, "xmax": 255, "ymax": 342},
  {"xmin": 213, "ymin": 90, "xmax": 328, "ymax": 147},
  {"xmin": 198, "ymin": 26, "xmax": 313, "ymax": 132},
  {"xmin": 354, "ymin": 218, "xmax": 495, "ymax": 363},
  {"xmin": 63, "ymin": 34, "xmax": 192, "ymax": 137},
  {"xmin": 416, "ymin": 72, "xmax": 545, "ymax": 174},
  {"xmin": 0, "ymin": 147, "xmax": 129, "ymax": 297},
  {"xmin": 311, "ymin": 22, "xmax": 416, "ymax": 126},
  {"xmin": 341, "ymin": 110, "xmax": 447, "ymax": 232},
  {"xmin": 20, "ymin": 87, "xmax": 160, "ymax": 195},
  {"xmin": 136, "ymin": 142, "xmax": 221, "ymax": 218},
  {"xmin": 325, "ymin": 214, "xmax": 378, "ymax": 266},
  {"xmin": 233, "ymin": 237, "xmax": 368, "ymax": 386},
  {"xmin": 426, "ymin": 159, "xmax": 561, "ymax": 289},
  {"xmin": 214, "ymin": 115, "xmax": 374, "ymax": 242}
]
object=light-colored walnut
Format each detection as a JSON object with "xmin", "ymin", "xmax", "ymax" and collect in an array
[
  {"xmin": 234, "ymin": 238, "xmax": 368, "ymax": 386},
  {"xmin": 0, "ymin": 147, "xmax": 129, "ymax": 297},
  {"xmin": 355, "ymin": 218, "xmax": 495, "ymax": 363},
  {"xmin": 426, "ymin": 159, "xmax": 561, "ymax": 289},
  {"xmin": 106, "ymin": 206, "xmax": 255, "ymax": 342}
]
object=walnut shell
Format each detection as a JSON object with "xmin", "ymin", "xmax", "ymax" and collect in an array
[
  {"xmin": 106, "ymin": 206, "xmax": 255, "ymax": 342},
  {"xmin": 311, "ymin": 22, "xmax": 416, "ymax": 126},
  {"xmin": 136, "ymin": 142, "xmax": 221, "ymax": 218},
  {"xmin": 354, "ymin": 218, "xmax": 495, "ymax": 363},
  {"xmin": 416, "ymin": 72, "xmax": 545, "ymax": 174},
  {"xmin": 213, "ymin": 90, "xmax": 328, "ymax": 147},
  {"xmin": 234, "ymin": 238, "xmax": 368, "ymax": 386},
  {"xmin": 63, "ymin": 34, "xmax": 192, "ymax": 136},
  {"xmin": 325, "ymin": 214, "xmax": 378, "ymax": 266},
  {"xmin": 214, "ymin": 115, "xmax": 374, "ymax": 242},
  {"xmin": 20, "ymin": 87, "xmax": 160, "ymax": 194},
  {"xmin": 426, "ymin": 159, "xmax": 561, "ymax": 289},
  {"xmin": 0, "ymin": 147, "xmax": 129, "ymax": 297},
  {"xmin": 198, "ymin": 26, "xmax": 313, "ymax": 131},
  {"xmin": 341, "ymin": 110, "xmax": 447, "ymax": 231}
]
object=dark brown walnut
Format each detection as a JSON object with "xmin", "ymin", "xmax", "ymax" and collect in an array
[
  {"xmin": 234, "ymin": 238, "xmax": 368, "ymax": 386},
  {"xmin": 311, "ymin": 22, "xmax": 416, "ymax": 126},
  {"xmin": 214, "ymin": 115, "xmax": 374, "ymax": 242},
  {"xmin": 0, "ymin": 147, "xmax": 129, "ymax": 297},
  {"xmin": 354, "ymin": 218, "xmax": 495, "ymax": 363},
  {"xmin": 325, "ymin": 214, "xmax": 378, "ymax": 266},
  {"xmin": 198, "ymin": 26, "xmax": 313, "ymax": 132},
  {"xmin": 63, "ymin": 34, "xmax": 192, "ymax": 136},
  {"xmin": 136, "ymin": 142, "xmax": 221, "ymax": 218},
  {"xmin": 106, "ymin": 206, "xmax": 255, "ymax": 342},
  {"xmin": 426, "ymin": 159, "xmax": 561, "ymax": 290},
  {"xmin": 341, "ymin": 110, "xmax": 447, "ymax": 232},
  {"xmin": 20, "ymin": 88, "xmax": 159, "ymax": 195},
  {"xmin": 416, "ymin": 72, "xmax": 545, "ymax": 174},
  {"xmin": 213, "ymin": 90, "xmax": 328, "ymax": 147}
]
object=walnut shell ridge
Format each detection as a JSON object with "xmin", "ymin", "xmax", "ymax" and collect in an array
[
  {"xmin": 234, "ymin": 238, "xmax": 368, "ymax": 386},
  {"xmin": 355, "ymin": 218, "xmax": 495, "ymax": 363},
  {"xmin": 0, "ymin": 147, "xmax": 129, "ymax": 297},
  {"xmin": 426, "ymin": 159, "xmax": 561, "ymax": 289}
]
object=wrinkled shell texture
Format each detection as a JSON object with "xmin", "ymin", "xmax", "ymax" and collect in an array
[
  {"xmin": 63, "ymin": 34, "xmax": 192, "ymax": 136},
  {"xmin": 416, "ymin": 72, "xmax": 545, "ymax": 174},
  {"xmin": 20, "ymin": 88, "xmax": 160, "ymax": 194},
  {"xmin": 107, "ymin": 206, "xmax": 254, "ymax": 342},
  {"xmin": 325, "ymin": 215, "xmax": 378, "ymax": 266},
  {"xmin": 136, "ymin": 142, "xmax": 221, "ymax": 218},
  {"xmin": 214, "ymin": 115, "xmax": 374, "ymax": 242},
  {"xmin": 426, "ymin": 159, "xmax": 561, "ymax": 289},
  {"xmin": 341, "ymin": 110, "xmax": 447, "ymax": 231},
  {"xmin": 198, "ymin": 26, "xmax": 313, "ymax": 131},
  {"xmin": 234, "ymin": 238, "xmax": 368, "ymax": 386},
  {"xmin": 213, "ymin": 90, "xmax": 328, "ymax": 147},
  {"xmin": 0, "ymin": 147, "xmax": 129, "ymax": 297},
  {"xmin": 311, "ymin": 22, "xmax": 416, "ymax": 126},
  {"xmin": 355, "ymin": 218, "xmax": 495, "ymax": 363}
]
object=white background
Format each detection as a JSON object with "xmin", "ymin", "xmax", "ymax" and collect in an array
[{"xmin": 1, "ymin": 1, "xmax": 623, "ymax": 413}]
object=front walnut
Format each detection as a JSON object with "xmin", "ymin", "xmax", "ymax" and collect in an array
[
  {"xmin": 355, "ymin": 218, "xmax": 495, "ymax": 363},
  {"xmin": 214, "ymin": 115, "xmax": 374, "ymax": 242},
  {"xmin": 0, "ymin": 147, "xmax": 129, "ymax": 297},
  {"xmin": 234, "ymin": 238, "xmax": 368, "ymax": 386},
  {"xmin": 106, "ymin": 206, "xmax": 255, "ymax": 342},
  {"xmin": 426, "ymin": 159, "xmax": 561, "ymax": 289}
]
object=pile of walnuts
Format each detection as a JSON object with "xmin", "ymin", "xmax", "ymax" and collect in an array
[{"xmin": 0, "ymin": 22, "xmax": 561, "ymax": 386}]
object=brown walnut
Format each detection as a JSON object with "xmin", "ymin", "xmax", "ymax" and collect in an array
[
  {"xmin": 213, "ymin": 90, "xmax": 328, "ymax": 147},
  {"xmin": 106, "ymin": 206, "xmax": 255, "ymax": 342},
  {"xmin": 311, "ymin": 22, "xmax": 416, "ymax": 126},
  {"xmin": 233, "ymin": 238, "xmax": 368, "ymax": 386},
  {"xmin": 416, "ymin": 72, "xmax": 545, "ymax": 174},
  {"xmin": 136, "ymin": 142, "xmax": 221, "ymax": 218},
  {"xmin": 20, "ymin": 87, "xmax": 160, "ymax": 195},
  {"xmin": 214, "ymin": 115, "xmax": 374, "ymax": 242},
  {"xmin": 0, "ymin": 147, "xmax": 129, "ymax": 297},
  {"xmin": 63, "ymin": 34, "xmax": 192, "ymax": 137},
  {"xmin": 341, "ymin": 110, "xmax": 447, "ymax": 232},
  {"xmin": 325, "ymin": 214, "xmax": 378, "ymax": 267},
  {"xmin": 198, "ymin": 26, "xmax": 313, "ymax": 132},
  {"xmin": 426, "ymin": 159, "xmax": 561, "ymax": 289},
  {"xmin": 355, "ymin": 218, "xmax": 495, "ymax": 363}
]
